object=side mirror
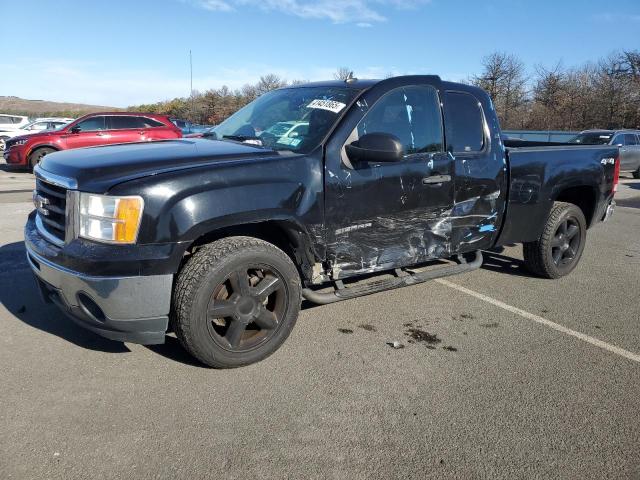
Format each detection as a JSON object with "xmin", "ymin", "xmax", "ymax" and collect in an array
[
  {"xmin": 616, "ymin": 143, "xmax": 623, "ymax": 147},
  {"xmin": 70, "ymin": 126, "xmax": 81, "ymax": 134},
  {"xmin": 345, "ymin": 132, "xmax": 403, "ymax": 163}
]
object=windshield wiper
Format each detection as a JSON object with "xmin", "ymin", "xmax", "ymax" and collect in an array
[{"xmin": 222, "ymin": 134, "xmax": 263, "ymax": 146}]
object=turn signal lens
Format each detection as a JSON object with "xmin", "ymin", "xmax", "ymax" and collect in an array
[{"xmin": 114, "ymin": 198, "xmax": 143, "ymax": 243}]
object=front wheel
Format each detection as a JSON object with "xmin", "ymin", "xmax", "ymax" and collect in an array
[
  {"xmin": 523, "ymin": 202, "xmax": 587, "ymax": 279},
  {"xmin": 172, "ymin": 236, "xmax": 301, "ymax": 368},
  {"xmin": 28, "ymin": 147, "xmax": 55, "ymax": 169}
]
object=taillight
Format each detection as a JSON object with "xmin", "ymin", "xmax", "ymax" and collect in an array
[{"xmin": 613, "ymin": 155, "xmax": 620, "ymax": 194}]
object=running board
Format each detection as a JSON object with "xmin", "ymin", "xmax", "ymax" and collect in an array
[{"xmin": 302, "ymin": 251, "xmax": 483, "ymax": 305}]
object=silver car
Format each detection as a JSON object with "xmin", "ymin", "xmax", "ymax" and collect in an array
[{"xmin": 570, "ymin": 130, "xmax": 640, "ymax": 178}]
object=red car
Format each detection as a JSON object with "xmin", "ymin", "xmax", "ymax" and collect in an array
[{"xmin": 3, "ymin": 112, "xmax": 182, "ymax": 169}]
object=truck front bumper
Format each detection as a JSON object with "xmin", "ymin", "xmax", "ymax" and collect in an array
[{"xmin": 26, "ymin": 246, "xmax": 172, "ymax": 345}]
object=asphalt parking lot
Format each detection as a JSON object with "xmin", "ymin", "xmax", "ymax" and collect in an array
[{"xmin": 0, "ymin": 165, "xmax": 638, "ymax": 479}]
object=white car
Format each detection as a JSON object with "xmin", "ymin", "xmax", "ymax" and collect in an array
[
  {"xmin": 0, "ymin": 117, "xmax": 73, "ymax": 151},
  {"xmin": 0, "ymin": 114, "xmax": 29, "ymax": 131}
]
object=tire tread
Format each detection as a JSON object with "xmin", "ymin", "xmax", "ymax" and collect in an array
[
  {"xmin": 523, "ymin": 202, "xmax": 585, "ymax": 279},
  {"xmin": 172, "ymin": 236, "xmax": 300, "ymax": 368}
]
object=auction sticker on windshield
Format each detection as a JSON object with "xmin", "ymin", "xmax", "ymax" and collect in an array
[{"xmin": 307, "ymin": 99, "xmax": 347, "ymax": 113}]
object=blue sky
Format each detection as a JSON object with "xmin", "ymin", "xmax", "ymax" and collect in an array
[{"xmin": 3, "ymin": 0, "xmax": 639, "ymax": 106}]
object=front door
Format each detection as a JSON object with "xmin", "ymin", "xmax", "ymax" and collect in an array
[
  {"xmin": 324, "ymin": 81, "xmax": 455, "ymax": 279},
  {"xmin": 63, "ymin": 116, "xmax": 111, "ymax": 149}
]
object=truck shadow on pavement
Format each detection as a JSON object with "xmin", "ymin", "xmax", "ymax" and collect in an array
[
  {"xmin": 0, "ymin": 241, "xmax": 130, "ymax": 353},
  {"xmin": 481, "ymin": 248, "xmax": 531, "ymax": 277},
  {"xmin": 0, "ymin": 240, "xmax": 533, "ymax": 366},
  {"xmin": 145, "ymin": 299, "xmax": 325, "ymax": 368}
]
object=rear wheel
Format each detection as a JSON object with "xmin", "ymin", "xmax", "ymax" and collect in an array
[
  {"xmin": 28, "ymin": 147, "xmax": 55, "ymax": 169},
  {"xmin": 523, "ymin": 202, "xmax": 587, "ymax": 279},
  {"xmin": 172, "ymin": 236, "xmax": 301, "ymax": 368}
]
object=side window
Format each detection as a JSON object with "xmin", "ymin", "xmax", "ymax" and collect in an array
[
  {"xmin": 354, "ymin": 85, "xmax": 443, "ymax": 156},
  {"xmin": 623, "ymin": 134, "xmax": 637, "ymax": 146},
  {"xmin": 109, "ymin": 116, "xmax": 145, "ymax": 129},
  {"xmin": 612, "ymin": 134, "xmax": 624, "ymax": 146},
  {"xmin": 443, "ymin": 91, "xmax": 485, "ymax": 154},
  {"xmin": 76, "ymin": 116, "xmax": 106, "ymax": 131},
  {"xmin": 138, "ymin": 117, "xmax": 165, "ymax": 128}
]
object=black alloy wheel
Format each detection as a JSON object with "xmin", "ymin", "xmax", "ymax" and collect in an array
[
  {"xmin": 172, "ymin": 236, "xmax": 301, "ymax": 368},
  {"xmin": 206, "ymin": 264, "xmax": 287, "ymax": 352},
  {"xmin": 550, "ymin": 217, "xmax": 581, "ymax": 268}
]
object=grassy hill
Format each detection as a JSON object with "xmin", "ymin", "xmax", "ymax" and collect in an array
[{"xmin": 0, "ymin": 96, "xmax": 120, "ymax": 118}]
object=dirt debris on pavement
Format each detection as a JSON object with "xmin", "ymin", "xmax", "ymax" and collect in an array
[
  {"xmin": 337, "ymin": 328, "xmax": 354, "ymax": 334},
  {"xmin": 404, "ymin": 326, "xmax": 441, "ymax": 349}
]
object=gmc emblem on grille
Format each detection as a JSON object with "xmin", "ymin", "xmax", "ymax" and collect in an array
[{"xmin": 33, "ymin": 191, "xmax": 50, "ymax": 216}]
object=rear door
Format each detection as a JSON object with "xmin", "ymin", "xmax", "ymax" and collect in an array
[
  {"xmin": 106, "ymin": 115, "xmax": 148, "ymax": 144},
  {"xmin": 324, "ymin": 79, "xmax": 455, "ymax": 278},
  {"xmin": 442, "ymin": 90, "xmax": 507, "ymax": 251}
]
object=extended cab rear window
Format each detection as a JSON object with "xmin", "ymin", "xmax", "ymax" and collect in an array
[{"xmin": 443, "ymin": 91, "xmax": 485, "ymax": 154}]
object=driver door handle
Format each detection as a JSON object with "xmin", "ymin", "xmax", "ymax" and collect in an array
[{"xmin": 422, "ymin": 174, "xmax": 451, "ymax": 185}]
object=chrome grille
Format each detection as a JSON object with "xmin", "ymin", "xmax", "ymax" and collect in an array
[{"xmin": 34, "ymin": 178, "xmax": 67, "ymax": 243}]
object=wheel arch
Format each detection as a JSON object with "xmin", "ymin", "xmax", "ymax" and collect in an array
[
  {"xmin": 552, "ymin": 185, "xmax": 598, "ymax": 228},
  {"xmin": 26, "ymin": 144, "xmax": 60, "ymax": 160},
  {"xmin": 181, "ymin": 220, "xmax": 320, "ymax": 285}
]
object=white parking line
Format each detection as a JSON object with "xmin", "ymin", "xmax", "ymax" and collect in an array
[{"xmin": 436, "ymin": 279, "xmax": 640, "ymax": 364}]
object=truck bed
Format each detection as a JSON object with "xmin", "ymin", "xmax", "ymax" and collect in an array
[{"xmin": 497, "ymin": 143, "xmax": 619, "ymax": 246}]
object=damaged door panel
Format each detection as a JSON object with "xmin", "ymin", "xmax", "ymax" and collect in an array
[
  {"xmin": 324, "ymin": 79, "xmax": 507, "ymax": 279},
  {"xmin": 324, "ymin": 80, "xmax": 456, "ymax": 278},
  {"xmin": 443, "ymin": 90, "xmax": 508, "ymax": 252}
]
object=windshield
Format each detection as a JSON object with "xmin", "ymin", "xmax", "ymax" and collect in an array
[
  {"xmin": 20, "ymin": 122, "xmax": 37, "ymax": 130},
  {"xmin": 208, "ymin": 86, "xmax": 358, "ymax": 153},
  {"xmin": 568, "ymin": 132, "xmax": 613, "ymax": 145}
]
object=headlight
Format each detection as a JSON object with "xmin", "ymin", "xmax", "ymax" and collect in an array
[
  {"xmin": 79, "ymin": 193, "xmax": 144, "ymax": 244},
  {"xmin": 14, "ymin": 139, "xmax": 28, "ymax": 146}
]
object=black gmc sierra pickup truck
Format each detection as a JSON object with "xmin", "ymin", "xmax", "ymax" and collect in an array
[{"xmin": 25, "ymin": 76, "xmax": 619, "ymax": 367}]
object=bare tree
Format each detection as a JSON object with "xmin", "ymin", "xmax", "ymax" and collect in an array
[
  {"xmin": 471, "ymin": 52, "xmax": 528, "ymax": 129},
  {"xmin": 127, "ymin": 51, "xmax": 640, "ymax": 130},
  {"xmin": 333, "ymin": 67, "xmax": 353, "ymax": 81},
  {"xmin": 255, "ymin": 74, "xmax": 287, "ymax": 95}
]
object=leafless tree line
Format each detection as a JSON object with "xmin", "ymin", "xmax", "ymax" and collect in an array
[
  {"xmin": 470, "ymin": 50, "xmax": 640, "ymax": 131},
  {"xmin": 129, "ymin": 51, "xmax": 640, "ymax": 131}
]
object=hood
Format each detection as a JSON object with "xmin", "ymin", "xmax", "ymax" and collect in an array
[
  {"xmin": 38, "ymin": 138, "xmax": 276, "ymax": 192},
  {"xmin": 7, "ymin": 130, "xmax": 52, "ymax": 143}
]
